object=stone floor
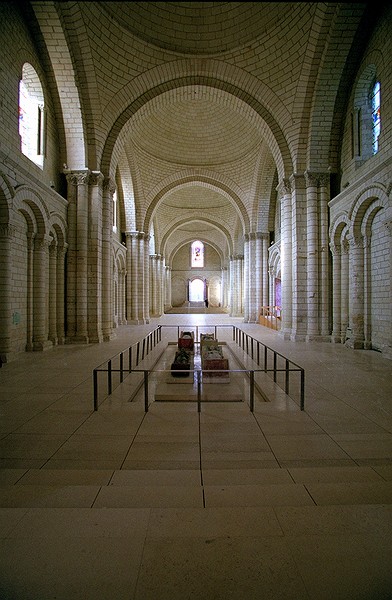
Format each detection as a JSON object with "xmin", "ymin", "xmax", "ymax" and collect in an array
[{"xmin": 0, "ymin": 314, "xmax": 391, "ymax": 599}]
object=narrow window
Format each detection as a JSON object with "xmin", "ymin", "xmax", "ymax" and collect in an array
[
  {"xmin": 112, "ymin": 190, "xmax": 117, "ymax": 232},
  {"xmin": 371, "ymin": 81, "xmax": 381, "ymax": 154},
  {"xmin": 191, "ymin": 240, "xmax": 204, "ymax": 268},
  {"xmin": 19, "ymin": 63, "xmax": 45, "ymax": 168}
]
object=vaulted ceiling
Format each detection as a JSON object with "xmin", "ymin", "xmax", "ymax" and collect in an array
[{"xmin": 26, "ymin": 1, "xmax": 369, "ymax": 264}]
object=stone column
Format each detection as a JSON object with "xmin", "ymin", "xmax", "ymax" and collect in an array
[
  {"xmin": 56, "ymin": 245, "xmax": 67, "ymax": 344},
  {"xmin": 363, "ymin": 233, "xmax": 372, "ymax": 349},
  {"xmin": 138, "ymin": 232, "xmax": 150, "ymax": 323},
  {"xmin": 229, "ymin": 256, "xmax": 239, "ymax": 316},
  {"xmin": 221, "ymin": 267, "xmax": 227, "ymax": 308},
  {"xmin": 75, "ymin": 172, "xmax": 89, "ymax": 342},
  {"xmin": 340, "ymin": 239, "xmax": 349, "ymax": 342},
  {"xmin": 120, "ymin": 268, "xmax": 127, "ymax": 324},
  {"xmin": 65, "ymin": 173, "xmax": 77, "ymax": 338},
  {"xmin": 26, "ymin": 232, "xmax": 35, "ymax": 351},
  {"xmin": 0, "ymin": 224, "xmax": 16, "ymax": 361},
  {"xmin": 243, "ymin": 235, "xmax": 250, "ymax": 321},
  {"xmin": 278, "ymin": 178, "xmax": 292, "ymax": 338},
  {"xmin": 144, "ymin": 234, "xmax": 150, "ymax": 322},
  {"xmin": 65, "ymin": 170, "xmax": 90, "ymax": 343},
  {"xmin": 290, "ymin": 173, "xmax": 307, "ymax": 341},
  {"xmin": 33, "ymin": 234, "xmax": 52, "ymax": 351},
  {"xmin": 164, "ymin": 265, "xmax": 172, "ymax": 311},
  {"xmin": 330, "ymin": 243, "xmax": 341, "ymax": 343},
  {"xmin": 382, "ymin": 218, "xmax": 392, "ymax": 358},
  {"xmin": 245, "ymin": 233, "xmax": 260, "ymax": 322},
  {"xmin": 101, "ymin": 177, "xmax": 113, "ymax": 341},
  {"xmin": 319, "ymin": 174, "xmax": 330, "ymax": 337},
  {"xmin": 229, "ymin": 257, "xmax": 234, "ymax": 314},
  {"xmin": 125, "ymin": 231, "xmax": 139, "ymax": 323},
  {"xmin": 232, "ymin": 255, "xmax": 244, "ymax": 317},
  {"xmin": 247, "ymin": 232, "xmax": 261, "ymax": 322},
  {"xmin": 48, "ymin": 240, "xmax": 58, "ymax": 345},
  {"xmin": 305, "ymin": 172, "xmax": 319, "ymax": 339},
  {"xmin": 89, "ymin": 172, "xmax": 105, "ymax": 343},
  {"xmin": 269, "ymin": 267, "xmax": 275, "ymax": 307},
  {"xmin": 158, "ymin": 255, "xmax": 164, "ymax": 316},
  {"xmin": 261, "ymin": 233, "xmax": 269, "ymax": 307},
  {"xmin": 346, "ymin": 234, "xmax": 365, "ymax": 349},
  {"xmin": 149, "ymin": 254, "xmax": 158, "ymax": 316}
]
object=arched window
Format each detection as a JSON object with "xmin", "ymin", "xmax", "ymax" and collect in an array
[
  {"xmin": 112, "ymin": 190, "xmax": 117, "ymax": 232},
  {"xmin": 19, "ymin": 63, "xmax": 45, "ymax": 167},
  {"xmin": 191, "ymin": 240, "xmax": 204, "ymax": 268},
  {"xmin": 352, "ymin": 66, "xmax": 382, "ymax": 162},
  {"xmin": 371, "ymin": 80, "xmax": 381, "ymax": 154}
]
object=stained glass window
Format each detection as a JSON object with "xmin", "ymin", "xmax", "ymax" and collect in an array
[
  {"xmin": 371, "ymin": 81, "xmax": 381, "ymax": 154},
  {"xmin": 191, "ymin": 240, "xmax": 204, "ymax": 267}
]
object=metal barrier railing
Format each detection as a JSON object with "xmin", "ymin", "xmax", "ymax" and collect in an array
[
  {"xmin": 232, "ymin": 326, "xmax": 305, "ymax": 410},
  {"xmin": 93, "ymin": 326, "xmax": 162, "ymax": 410},
  {"xmin": 92, "ymin": 324, "xmax": 305, "ymax": 411}
]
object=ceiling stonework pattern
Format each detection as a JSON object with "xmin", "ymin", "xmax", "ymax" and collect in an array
[{"xmin": 28, "ymin": 2, "xmax": 368, "ymax": 263}]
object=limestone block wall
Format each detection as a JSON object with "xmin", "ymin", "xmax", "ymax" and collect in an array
[
  {"xmin": 170, "ymin": 243, "xmax": 224, "ymax": 308},
  {"xmin": 329, "ymin": 7, "xmax": 392, "ymax": 358}
]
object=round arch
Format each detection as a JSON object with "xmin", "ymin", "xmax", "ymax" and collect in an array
[
  {"xmin": 100, "ymin": 76, "xmax": 293, "ymax": 181},
  {"xmin": 168, "ymin": 237, "xmax": 226, "ymax": 270},
  {"xmin": 161, "ymin": 218, "xmax": 233, "ymax": 261},
  {"xmin": 145, "ymin": 175, "xmax": 249, "ymax": 236}
]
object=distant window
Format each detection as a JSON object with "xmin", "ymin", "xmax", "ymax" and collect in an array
[
  {"xmin": 112, "ymin": 190, "xmax": 117, "ymax": 232},
  {"xmin": 371, "ymin": 81, "xmax": 381, "ymax": 154},
  {"xmin": 19, "ymin": 63, "xmax": 45, "ymax": 167},
  {"xmin": 191, "ymin": 240, "xmax": 204, "ymax": 268}
]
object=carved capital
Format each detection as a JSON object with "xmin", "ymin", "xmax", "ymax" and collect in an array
[
  {"xmin": 304, "ymin": 171, "xmax": 319, "ymax": 188},
  {"xmin": 65, "ymin": 170, "xmax": 91, "ymax": 186},
  {"xmin": 0, "ymin": 223, "xmax": 17, "ymax": 238},
  {"xmin": 277, "ymin": 178, "xmax": 291, "ymax": 198},
  {"xmin": 329, "ymin": 242, "xmax": 340, "ymax": 257},
  {"xmin": 90, "ymin": 171, "xmax": 105, "ymax": 187},
  {"xmin": 103, "ymin": 176, "xmax": 116, "ymax": 195}
]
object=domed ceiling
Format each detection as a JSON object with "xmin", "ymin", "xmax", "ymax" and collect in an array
[
  {"xmin": 130, "ymin": 87, "xmax": 261, "ymax": 166},
  {"xmin": 102, "ymin": 2, "xmax": 289, "ymax": 55}
]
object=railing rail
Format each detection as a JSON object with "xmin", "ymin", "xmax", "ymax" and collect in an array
[
  {"xmin": 92, "ymin": 324, "xmax": 305, "ymax": 412},
  {"xmin": 232, "ymin": 326, "xmax": 304, "ymax": 410},
  {"xmin": 93, "ymin": 325, "xmax": 162, "ymax": 410}
]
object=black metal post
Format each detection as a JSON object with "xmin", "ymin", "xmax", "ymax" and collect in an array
[
  {"xmin": 144, "ymin": 370, "xmax": 149, "ymax": 412},
  {"xmin": 249, "ymin": 370, "xmax": 254, "ymax": 412},
  {"xmin": 108, "ymin": 359, "xmax": 112, "ymax": 395},
  {"xmin": 285, "ymin": 358, "xmax": 289, "ymax": 395},
  {"xmin": 197, "ymin": 369, "xmax": 201, "ymax": 413},
  {"xmin": 93, "ymin": 369, "xmax": 98, "ymax": 411}
]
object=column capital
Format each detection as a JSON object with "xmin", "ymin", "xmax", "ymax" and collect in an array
[
  {"xmin": 0, "ymin": 223, "xmax": 17, "ymax": 238},
  {"xmin": 90, "ymin": 171, "xmax": 105, "ymax": 187},
  {"xmin": 103, "ymin": 176, "xmax": 116, "ymax": 195},
  {"xmin": 383, "ymin": 219, "xmax": 392, "ymax": 233},
  {"xmin": 49, "ymin": 240, "xmax": 58, "ymax": 255},
  {"xmin": 34, "ymin": 233, "xmax": 52, "ymax": 250},
  {"xmin": 304, "ymin": 171, "xmax": 330, "ymax": 188},
  {"xmin": 304, "ymin": 171, "xmax": 320, "ymax": 188},
  {"xmin": 276, "ymin": 178, "xmax": 291, "ymax": 197},
  {"xmin": 65, "ymin": 170, "xmax": 91, "ymax": 186},
  {"xmin": 347, "ymin": 232, "xmax": 364, "ymax": 250},
  {"xmin": 329, "ymin": 242, "xmax": 341, "ymax": 257}
]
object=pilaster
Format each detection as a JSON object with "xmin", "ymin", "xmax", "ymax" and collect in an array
[{"xmin": 0, "ymin": 224, "xmax": 17, "ymax": 361}]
